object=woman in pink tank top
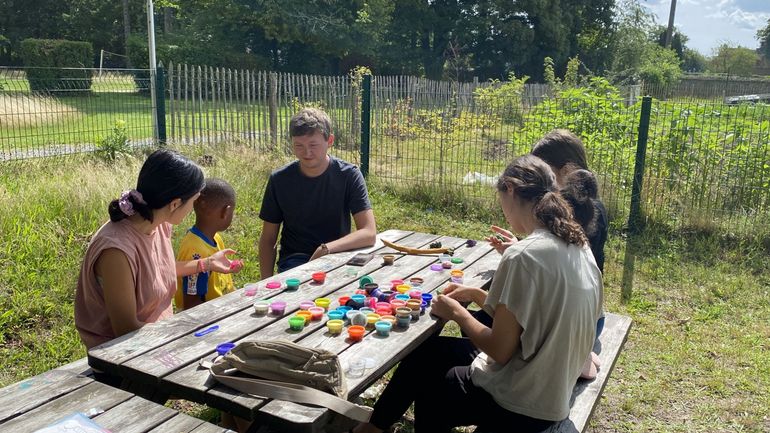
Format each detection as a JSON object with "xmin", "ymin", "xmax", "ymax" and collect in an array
[{"xmin": 75, "ymin": 149, "xmax": 239, "ymax": 350}]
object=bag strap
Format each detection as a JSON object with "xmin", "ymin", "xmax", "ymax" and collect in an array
[{"xmin": 208, "ymin": 366, "xmax": 372, "ymax": 422}]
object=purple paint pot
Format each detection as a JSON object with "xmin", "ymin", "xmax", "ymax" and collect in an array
[
  {"xmin": 216, "ymin": 342, "xmax": 235, "ymax": 356},
  {"xmin": 430, "ymin": 264, "xmax": 443, "ymax": 271},
  {"xmin": 270, "ymin": 301, "xmax": 287, "ymax": 315}
]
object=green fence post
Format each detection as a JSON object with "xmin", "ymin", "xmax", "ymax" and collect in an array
[
  {"xmin": 621, "ymin": 95, "xmax": 652, "ymax": 302},
  {"xmin": 360, "ymin": 74, "xmax": 372, "ymax": 178},
  {"xmin": 155, "ymin": 63, "xmax": 167, "ymax": 146}
]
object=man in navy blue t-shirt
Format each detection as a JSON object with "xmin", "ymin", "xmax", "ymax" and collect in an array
[{"xmin": 258, "ymin": 108, "xmax": 377, "ymax": 277}]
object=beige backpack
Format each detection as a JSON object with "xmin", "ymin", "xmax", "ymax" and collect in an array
[{"xmin": 205, "ymin": 340, "xmax": 372, "ymax": 422}]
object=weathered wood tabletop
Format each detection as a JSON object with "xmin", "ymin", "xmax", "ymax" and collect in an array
[
  {"xmin": 0, "ymin": 358, "xmax": 229, "ymax": 432},
  {"xmin": 87, "ymin": 230, "xmax": 502, "ymax": 431}
]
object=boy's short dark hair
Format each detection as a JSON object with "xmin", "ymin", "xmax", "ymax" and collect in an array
[
  {"xmin": 289, "ymin": 108, "xmax": 332, "ymax": 140},
  {"xmin": 195, "ymin": 178, "xmax": 235, "ymax": 213}
]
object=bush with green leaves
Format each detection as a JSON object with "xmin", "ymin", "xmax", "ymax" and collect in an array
[
  {"xmin": 19, "ymin": 39, "xmax": 94, "ymax": 93},
  {"xmin": 95, "ymin": 120, "xmax": 130, "ymax": 162}
]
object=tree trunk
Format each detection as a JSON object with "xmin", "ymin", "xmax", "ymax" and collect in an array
[
  {"xmin": 164, "ymin": 7, "xmax": 174, "ymax": 34},
  {"xmin": 122, "ymin": 0, "xmax": 132, "ymax": 68}
]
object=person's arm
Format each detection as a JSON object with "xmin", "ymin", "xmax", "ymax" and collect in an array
[
  {"xmin": 175, "ymin": 249, "xmax": 238, "ymax": 277},
  {"xmin": 259, "ymin": 221, "xmax": 281, "ymax": 278},
  {"xmin": 432, "ymin": 296, "xmax": 521, "ymax": 365},
  {"xmin": 310, "ymin": 209, "xmax": 377, "ymax": 260},
  {"xmin": 95, "ymin": 248, "xmax": 144, "ymax": 337},
  {"xmin": 441, "ymin": 282, "xmax": 487, "ymax": 306}
]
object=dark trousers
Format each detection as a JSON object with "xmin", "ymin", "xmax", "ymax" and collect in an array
[
  {"xmin": 277, "ymin": 253, "xmax": 311, "ymax": 273},
  {"xmin": 369, "ymin": 335, "xmax": 555, "ymax": 433}
]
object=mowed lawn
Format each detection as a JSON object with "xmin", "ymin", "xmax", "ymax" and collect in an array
[{"xmin": 0, "ymin": 146, "xmax": 768, "ymax": 432}]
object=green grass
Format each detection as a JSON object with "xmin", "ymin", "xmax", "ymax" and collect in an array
[{"xmin": 0, "ymin": 146, "xmax": 769, "ymax": 432}]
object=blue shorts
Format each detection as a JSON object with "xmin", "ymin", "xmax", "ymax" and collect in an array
[{"xmin": 277, "ymin": 253, "xmax": 311, "ymax": 273}]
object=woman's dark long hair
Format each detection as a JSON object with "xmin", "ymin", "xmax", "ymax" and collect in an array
[
  {"xmin": 497, "ymin": 155, "xmax": 587, "ymax": 246},
  {"xmin": 531, "ymin": 129, "xmax": 588, "ymax": 171},
  {"xmin": 108, "ymin": 149, "xmax": 205, "ymax": 222}
]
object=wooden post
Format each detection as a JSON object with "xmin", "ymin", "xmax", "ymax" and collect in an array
[{"xmin": 269, "ymin": 72, "xmax": 278, "ymax": 148}]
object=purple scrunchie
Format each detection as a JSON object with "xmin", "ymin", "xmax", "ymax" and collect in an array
[{"xmin": 118, "ymin": 190, "xmax": 146, "ymax": 216}]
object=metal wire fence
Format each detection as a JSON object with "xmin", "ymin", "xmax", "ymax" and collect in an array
[
  {"xmin": 2, "ymin": 65, "xmax": 769, "ymax": 234},
  {"xmin": 0, "ymin": 67, "xmax": 155, "ymax": 161}
]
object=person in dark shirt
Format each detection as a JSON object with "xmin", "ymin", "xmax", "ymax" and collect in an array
[{"xmin": 258, "ymin": 108, "xmax": 377, "ymax": 277}]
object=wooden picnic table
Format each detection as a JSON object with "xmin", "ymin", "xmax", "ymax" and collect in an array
[
  {"xmin": 0, "ymin": 358, "xmax": 230, "ymax": 432},
  {"xmin": 86, "ymin": 230, "xmax": 502, "ymax": 432}
]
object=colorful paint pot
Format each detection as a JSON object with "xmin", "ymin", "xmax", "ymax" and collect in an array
[
  {"xmin": 396, "ymin": 315, "xmax": 411, "ymax": 328},
  {"xmin": 350, "ymin": 294, "xmax": 366, "ymax": 308},
  {"xmin": 380, "ymin": 315, "xmax": 397, "ymax": 326},
  {"xmin": 376, "ymin": 307, "xmax": 393, "ymax": 316},
  {"xmin": 326, "ymin": 319, "xmax": 344, "ymax": 334},
  {"xmin": 327, "ymin": 310, "xmax": 345, "ymax": 321},
  {"xmin": 430, "ymin": 264, "xmax": 443, "ymax": 271},
  {"xmin": 390, "ymin": 299, "xmax": 407, "ymax": 311},
  {"xmin": 395, "ymin": 294, "xmax": 411, "ymax": 302},
  {"xmin": 299, "ymin": 300, "xmax": 315, "ymax": 311},
  {"xmin": 253, "ymin": 301, "xmax": 269, "ymax": 315},
  {"xmin": 382, "ymin": 254, "xmax": 395, "ymax": 265},
  {"xmin": 265, "ymin": 280, "xmax": 282, "ymax": 290},
  {"xmin": 349, "ymin": 311, "xmax": 367, "ymax": 327},
  {"xmin": 243, "ymin": 283, "xmax": 259, "ymax": 297},
  {"xmin": 409, "ymin": 290, "xmax": 423, "ymax": 300},
  {"xmin": 312, "ymin": 272, "xmax": 326, "ymax": 284},
  {"xmin": 439, "ymin": 254, "xmax": 451, "ymax": 263},
  {"xmin": 410, "ymin": 307, "xmax": 421, "ymax": 320},
  {"xmin": 406, "ymin": 299, "xmax": 421, "ymax": 311},
  {"xmin": 421, "ymin": 300, "xmax": 428, "ymax": 314},
  {"xmin": 395, "ymin": 307, "xmax": 412, "ymax": 318},
  {"xmin": 451, "ymin": 257, "xmax": 464, "ymax": 264},
  {"xmin": 359, "ymin": 275, "xmax": 374, "ymax": 288},
  {"xmin": 378, "ymin": 290, "xmax": 395, "ymax": 302},
  {"xmin": 421, "ymin": 293, "xmax": 433, "ymax": 304},
  {"xmin": 338, "ymin": 296, "xmax": 351, "ymax": 307},
  {"xmin": 308, "ymin": 306, "xmax": 325, "ymax": 321},
  {"xmin": 285, "ymin": 278, "xmax": 301, "ymax": 290},
  {"xmin": 270, "ymin": 301, "xmax": 287, "ymax": 315},
  {"xmin": 359, "ymin": 307, "xmax": 375, "ymax": 315},
  {"xmin": 314, "ymin": 297, "xmax": 331, "ymax": 310},
  {"xmin": 409, "ymin": 277, "xmax": 424, "ymax": 287},
  {"xmin": 216, "ymin": 342, "xmax": 235, "ymax": 356},
  {"xmin": 375, "ymin": 320, "xmax": 393, "ymax": 336},
  {"xmin": 442, "ymin": 261, "xmax": 453, "ymax": 269},
  {"xmin": 348, "ymin": 325, "xmax": 365, "ymax": 342},
  {"xmin": 390, "ymin": 279, "xmax": 405, "ymax": 290},
  {"xmin": 289, "ymin": 316, "xmax": 306, "ymax": 331},
  {"xmin": 363, "ymin": 283, "xmax": 379, "ymax": 294},
  {"xmin": 336, "ymin": 306, "xmax": 353, "ymax": 315},
  {"xmin": 365, "ymin": 313, "xmax": 381, "ymax": 329},
  {"xmin": 296, "ymin": 310, "xmax": 312, "ymax": 325},
  {"xmin": 396, "ymin": 284, "xmax": 411, "ymax": 294}
]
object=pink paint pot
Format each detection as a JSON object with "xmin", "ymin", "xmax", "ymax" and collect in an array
[
  {"xmin": 390, "ymin": 299, "xmax": 406, "ymax": 311},
  {"xmin": 265, "ymin": 280, "xmax": 282, "ymax": 290},
  {"xmin": 308, "ymin": 306, "xmax": 325, "ymax": 321},
  {"xmin": 390, "ymin": 279, "xmax": 405, "ymax": 290},
  {"xmin": 376, "ymin": 301, "xmax": 392, "ymax": 311},
  {"xmin": 243, "ymin": 283, "xmax": 259, "ymax": 296},
  {"xmin": 376, "ymin": 307, "xmax": 392, "ymax": 316},
  {"xmin": 299, "ymin": 301, "xmax": 315, "ymax": 311},
  {"xmin": 269, "ymin": 301, "xmax": 287, "ymax": 315},
  {"xmin": 409, "ymin": 290, "xmax": 423, "ymax": 300}
]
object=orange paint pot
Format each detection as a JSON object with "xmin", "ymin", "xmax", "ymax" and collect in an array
[{"xmin": 348, "ymin": 325, "xmax": 365, "ymax": 342}]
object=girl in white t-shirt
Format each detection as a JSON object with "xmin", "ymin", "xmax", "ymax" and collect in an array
[{"xmin": 353, "ymin": 155, "xmax": 603, "ymax": 433}]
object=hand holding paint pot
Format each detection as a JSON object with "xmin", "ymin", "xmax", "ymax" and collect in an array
[
  {"xmin": 485, "ymin": 225, "xmax": 518, "ymax": 255},
  {"xmin": 430, "ymin": 294, "xmax": 464, "ymax": 321},
  {"xmin": 229, "ymin": 259, "xmax": 244, "ymax": 272},
  {"xmin": 208, "ymin": 249, "xmax": 240, "ymax": 273}
]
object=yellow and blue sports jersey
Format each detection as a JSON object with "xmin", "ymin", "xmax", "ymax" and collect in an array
[{"xmin": 174, "ymin": 226, "xmax": 234, "ymax": 309}]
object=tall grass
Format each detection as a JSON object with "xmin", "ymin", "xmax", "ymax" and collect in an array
[
  {"xmin": 0, "ymin": 145, "xmax": 768, "ymax": 432},
  {"xmin": 0, "ymin": 94, "xmax": 81, "ymax": 128}
]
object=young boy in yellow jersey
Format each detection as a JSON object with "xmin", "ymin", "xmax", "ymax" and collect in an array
[{"xmin": 174, "ymin": 178, "xmax": 243, "ymax": 310}]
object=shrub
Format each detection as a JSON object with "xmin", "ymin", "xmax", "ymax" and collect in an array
[
  {"xmin": 95, "ymin": 120, "xmax": 131, "ymax": 162},
  {"xmin": 19, "ymin": 39, "xmax": 93, "ymax": 93}
]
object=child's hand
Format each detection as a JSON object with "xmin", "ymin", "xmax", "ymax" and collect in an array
[
  {"xmin": 430, "ymin": 294, "xmax": 463, "ymax": 321},
  {"xmin": 441, "ymin": 283, "xmax": 477, "ymax": 303},
  {"xmin": 484, "ymin": 225, "xmax": 517, "ymax": 255},
  {"xmin": 229, "ymin": 259, "xmax": 244, "ymax": 273},
  {"xmin": 209, "ymin": 249, "xmax": 239, "ymax": 273}
]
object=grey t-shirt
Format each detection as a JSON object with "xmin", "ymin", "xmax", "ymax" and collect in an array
[
  {"xmin": 259, "ymin": 157, "xmax": 372, "ymax": 257},
  {"xmin": 471, "ymin": 229, "xmax": 603, "ymax": 421}
]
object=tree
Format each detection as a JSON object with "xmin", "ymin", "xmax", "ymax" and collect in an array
[
  {"xmin": 757, "ymin": 19, "xmax": 770, "ymax": 60},
  {"xmin": 709, "ymin": 44, "xmax": 759, "ymax": 77},
  {"xmin": 682, "ymin": 47, "xmax": 707, "ymax": 73}
]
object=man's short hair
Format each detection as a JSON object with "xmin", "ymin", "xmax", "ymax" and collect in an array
[
  {"xmin": 195, "ymin": 178, "xmax": 235, "ymax": 212},
  {"xmin": 289, "ymin": 108, "xmax": 333, "ymax": 140}
]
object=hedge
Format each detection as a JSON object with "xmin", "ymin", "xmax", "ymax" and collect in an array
[{"xmin": 20, "ymin": 39, "xmax": 94, "ymax": 93}]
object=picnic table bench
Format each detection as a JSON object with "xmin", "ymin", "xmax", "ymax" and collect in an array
[{"xmin": 0, "ymin": 357, "xmax": 230, "ymax": 432}]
